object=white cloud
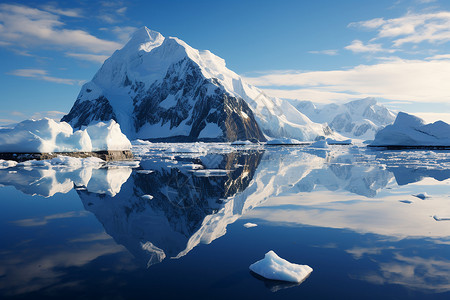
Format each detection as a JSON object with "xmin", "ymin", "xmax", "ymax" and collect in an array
[
  {"xmin": 41, "ymin": 5, "xmax": 83, "ymax": 18},
  {"xmin": 426, "ymin": 53, "xmax": 450, "ymax": 60},
  {"xmin": 0, "ymin": 3, "xmax": 121, "ymax": 54},
  {"xmin": 350, "ymin": 11, "xmax": 450, "ymax": 47},
  {"xmin": 9, "ymin": 69, "xmax": 84, "ymax": 85},
  {"xmin": 65, "ymin": 52, "xmax": 109, "ymax": 63},
  {"xmin": 345, "ymin": 39, "xmax": 395, "ymax": 53},
  {"xmin": 243, "ymin": 58, "xmax": 450, "ymax": 104},
  {"xmin": 308, "ymin": 49, "xmax": 338, "ymax": 55}
]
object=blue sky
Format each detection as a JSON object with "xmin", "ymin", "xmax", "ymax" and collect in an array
[{"xmin": 1, "ymin": 0, "xmax": 450, "ymax": 125}]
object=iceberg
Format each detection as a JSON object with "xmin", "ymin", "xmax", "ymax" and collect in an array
[
  {"xmin": 249, "ymin": 251, "xmax": 313, "ymax": 283},
  {"xmin": 85, "ymin": 120, "xmax": 131, "ymax": 151},
  {"xmin": 0, "ymin": 118, "xmax": 131, "ymax": 153},
  {"xmin": 370, "ymin": 112, "xmax": 450, "ymax": 147}
]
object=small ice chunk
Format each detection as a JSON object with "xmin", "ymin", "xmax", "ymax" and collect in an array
[
  {"xmin": 309, "ymin": 140, "xmax": 328, "ymax": 148},
  {"xmin": 0, "ymin": 159, "xmax": 17, "ymax": 169},
  {"xmin": 266, "ymin": 138, "xmax": 302, "ymax": 145},
  {"xmin": 231, "ymin": 140, "xmax": 254, "ymax": 145},
  {"xmin": 249, "ymin": 251, "xmax": 313, "ymax": 283},
  {"xmin": 141, "ymin": 194, "xmax": 154, "ymax": 200},
  {"xmin": 433, "ymin": 215, "xmax": 450, "ymax": 221},
  {"xmin": 326, "ymin": 138, "xmax": 352, "ymax": 145},
  {"xmin": 136, "ymin": 170, "xmax": 154, "ymax": 174},
  {"xmin": 413, "ymin": 193, "xmax": 431, "ymax": 199},
  {"xmin": 244, "ymin": 222, "xmax": 258, "ymax": 228}
]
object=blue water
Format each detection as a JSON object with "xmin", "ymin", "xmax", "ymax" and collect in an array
[{"xmin": 0, "ymin": 145, "xmax": 449, "ymax": 299}]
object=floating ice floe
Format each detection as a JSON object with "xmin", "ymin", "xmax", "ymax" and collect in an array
[
  {"xmin": 413, "ymin": 193, "xmax": 431, "ymax": 200},
  {"xmin": 231, "ymin": 140, "xmax": 255, "ymax": 145},
  {"xmin": 309, "ymin": 140, "xmax": 329, "ymax": 148},
  {"xmin": 266, "ymin": 138, "xmax": 303, "ymax": 145},
  {"xmin": 17, "ymin": 156, "xmax": 105, "ymax": 167},
  {"xmin": 326, "ymin": 138, "xmax": 352, "ymax": 145},
  {"xmin": 0, "ymin": 159, "xmax": 17, "ymax": 169},
  {"xmin": 244, "ymin": 222, "xmax": 258, "ymax": 228},
  {"xmin": 0, "ymin": 118, "xmax": 131, "ymax": 153},
  {"xmin": 249, "ymin": 251, "xmax": 313, "ymax": 283},
  {"xmin": 370, "ymin": 112, "xmax": 450, "ymax": 147},
  {"xmin": 141, "ymin": 194, "xmax": 154, "ymax": 200}
]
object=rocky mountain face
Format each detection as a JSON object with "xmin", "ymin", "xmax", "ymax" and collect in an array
[
  {"xmin": 62, "ymin": 26, "xmax": 338, "ymax": 142},
  {"xmin": 291, "ymin": 97, "xmax": 396, "ymax": 140}
]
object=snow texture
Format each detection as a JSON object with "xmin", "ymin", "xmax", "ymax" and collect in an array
[
  {"xmin": 0, "ymin": 118, "xmax": 131, "ymax": 153},
  {"xmin": 371, "ymin": 112, "xmax": 450, "ymax": 146},
  {"xmin": 249, "ymin": 251, "xmax": 313, "ymax": 283}
]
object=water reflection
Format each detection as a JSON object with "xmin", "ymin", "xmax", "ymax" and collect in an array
[{"xmin": 0, "ymin": 146, "xmax": 449, "ymax": 297}]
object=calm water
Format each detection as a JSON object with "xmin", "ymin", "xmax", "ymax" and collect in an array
[{"xmin": 0, "ymin": 144, "xmax": 449, "ymax": 299}]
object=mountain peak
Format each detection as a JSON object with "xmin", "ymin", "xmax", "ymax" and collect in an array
[{"xmin": 125, "ymin": 26, "xmax": 165, "ymax": 52}]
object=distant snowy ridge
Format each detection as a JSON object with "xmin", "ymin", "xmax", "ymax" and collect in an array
[
  {"xmin": 370, "ymin": 112, "xmax": 450, "ymax": 147},
  {"xmin": 290, "ymin": 97, "xmax": 396, "ymax": 140},
  {"xmin": 62, "ymin": 26, "xmax": 339, "ymax": 142}
]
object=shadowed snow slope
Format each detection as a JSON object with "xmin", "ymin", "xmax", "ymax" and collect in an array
[
  {"xmin": 371, "ymin": 112, "xmax": 450, "ymax": 146},
  {"xmin": 62, "ymin": 26, "xmax": 338, "ymax": 142}
]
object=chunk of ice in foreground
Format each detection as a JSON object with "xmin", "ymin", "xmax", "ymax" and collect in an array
[
  {"xmin": 249, "ymin": 251, "xmax": 312, "ymax": 283},
  {"xmin": 244, "ymin": 222, "xmax": 258, "ymax": 228}
]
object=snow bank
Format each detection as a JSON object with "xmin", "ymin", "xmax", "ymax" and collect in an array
[
  {"xmin": 85, "ymin": 120, "xmax": 131, "ymax": 151},
  {"xmin": 250, "ymin": 251, "xmax": 313, "ymax": 283},
  {"xmin": 0, "ymin": 118, "xmax": 131, "ymax": 153},
  {"xmin": 266, "ymin": 138, "xmax": 302, "ymax": 145},
  {"xmin": 371, "ymin": 112, "xmax": 450, "ymax": 146}
]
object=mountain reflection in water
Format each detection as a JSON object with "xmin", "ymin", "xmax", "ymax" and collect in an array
[{"xmin": 1, "ymin": 146, "xmax": 450, "ymax": 299}]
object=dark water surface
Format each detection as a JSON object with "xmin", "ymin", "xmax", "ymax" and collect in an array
[{"xmin": 1, "ymin": 144, "xmax": 449, "ymax": 299}]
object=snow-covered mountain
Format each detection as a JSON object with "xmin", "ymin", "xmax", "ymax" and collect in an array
[
  {"xmin": 290, "ymin": 98, "xmax": 396, "ymax": 140},
  {"xmin": 62, "ymin": 27, "xmax": 336, "ymax": 142}
]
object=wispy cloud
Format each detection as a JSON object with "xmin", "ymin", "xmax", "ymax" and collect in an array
[
  {"xmin": 243, "ymin": 58, "xmax": 450, "ymax": 104},
  {"xmin": 345, "ymin": 40, "xmax": 396, "ymax": 53},
  {"xmin": 12, "ymin": 211, "xmax": 88, "ymax": 227},
  {"xmin": 350, "ymin": 11, "xmax": 450, "ymax": 47},
  {"xmin": 308, "ymin": 49, "xmax": 339, "ymax": 55},
  {"xmin": 41, "ymin": 4, "xmax": 83, "ymax": 18},
  {"xmin": 9, "ymin": 69, "xmax": 84, "ymax": 85},
  {"xmin": 65, "ymin": 52, "xmax": 109, "ymax": 63},
  {"xmin": 0, "ymin": 3, "xmax": 121, "ymax": 54}
]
